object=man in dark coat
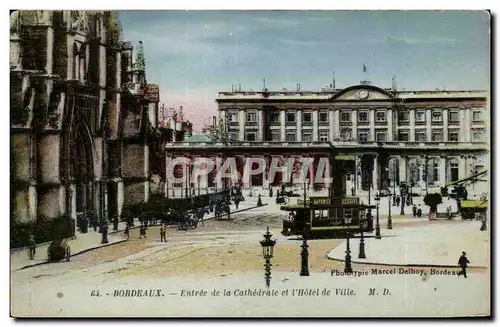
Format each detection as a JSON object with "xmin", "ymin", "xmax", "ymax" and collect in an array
[
  {"xmin": 396, "ymin": 195, "xmax": 401, "ymax": 208},
  {"xmin": 417, "ymin": 205, "xmax": 422, "ymax": 218},
  {"xmin": 457, "ymin": 252, "xmax": 470, "ymax": 278},
  {"xmin": 412, "ymin": 205, "xmax": 418, "ymax": 218}
]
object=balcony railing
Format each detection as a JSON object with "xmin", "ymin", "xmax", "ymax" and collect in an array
[{"xmin": 164, "ymin": 140, "xmax": 488, "ymax": 150}]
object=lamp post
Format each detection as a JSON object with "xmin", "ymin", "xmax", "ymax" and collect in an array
[
  {"xmin": 358, "ymin": 209, "xmax": 367, "ymax": 259},
  {"xmin": 185, "ymin": 162, "xmax": 189, "ymax": 199},
  {"xmin": 341, "ymin": 208, "xmax": 352, "ymax": 273},
  {"xmin": 300, "ymin": 177, "xmax": 310, "ymax": 277},
  {"xmin": 375, "ymin": 193, "xmax": 381, "ymax": 239},
  {"xmin": 300, "ymin": 220, "xmax": 310, "ymax": 276},
  {"xmin": 387, "ymin": 193, "xmax": 393, "ymax": 229},
  {"xmin": 260, "ymin": 227, "xmax": 276, "ymax": 288}
]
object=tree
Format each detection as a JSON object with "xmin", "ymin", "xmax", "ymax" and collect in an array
[{"xmin": 424, "ymin": 193, "xmax": 442, "ymax": 220}]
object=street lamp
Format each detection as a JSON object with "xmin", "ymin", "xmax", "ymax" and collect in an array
[
  {"xmin": 387, "ymin": 193, "xmax": 393, "ymax": 229},
  {"xmin": 344, "ymin": 210, "xmax": 353, "ymax": 273},
  {"xmin": 300, "ymin": 219, "xmax": 310, "ymax": 277},
  {"xmin": 260, "ymin": 227, "xmax": 276, "ymax": 288},
  {"xmin": 358, "ymin": 209, "xmax": 367, "ymax": 259},
  {"xmin": 374, "ymin": 193, "xmax": 381, "ymax": 239}
]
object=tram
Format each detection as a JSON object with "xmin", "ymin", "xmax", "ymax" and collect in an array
[{"xmin": 281, "ymin": 196, "xmax": 375, "ymax": 238}]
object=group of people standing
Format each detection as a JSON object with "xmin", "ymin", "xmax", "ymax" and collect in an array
[{"xmin": 123, "ymin": 222, "xmax": 167, "ymax": 243}]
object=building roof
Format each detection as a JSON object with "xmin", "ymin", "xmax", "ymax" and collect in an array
[
  {"xmin": 183, "ymin": 133, "xmax": 214, "ymax": 143},
  {"xmin": 216, "ymin": 84, "xmax": 488, "ymax": 102}
]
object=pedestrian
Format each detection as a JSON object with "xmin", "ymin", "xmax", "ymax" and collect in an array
[
  {"xmin": 124, "ymin": 224, "xmax": 130, "ymax": 240},
  {"xmin": 269, "ymin": 188, "xmax": 273, "ymax": 198},
  {"xmin": 457, "ymin": 251, "xmax": 470, "ymax": 278},
  {"xmin": 417, "ymin": 205, "xmax": 422, "ymax": 218},
  {"xmin": 138, "ymin": 225, "xmax": 146, "ymax": 239},
  {"xmin": 412, "ymin": 204, "xmax": 417, "ymax": 218},
  {"xmin": 28, "ymin": 234, "xmax": 36, "ymax": 260},
  {"xmin": 234, "ymin": 197, "xmax": 240, "ymax": 210},
  {"xmin": 480, "ymin": 214, "xmax": 487, "ymax": 231},
  {"xmin": 257, "ymin": 194, "xmax": 263, "ymax": 207},
  {"xmin": 160, "ymin": 224, "xmax": 167, "ymax": 242},
  {"xmin": 396, "ymin": 195, "xmax": 401, "ymax": 207}
]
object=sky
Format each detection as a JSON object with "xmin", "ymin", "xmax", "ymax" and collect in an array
[{"xmin": 118, "ymin": 10, "xmax": 490, "ymax": 131}]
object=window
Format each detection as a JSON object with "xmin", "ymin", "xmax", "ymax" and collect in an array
[
  {"xmin": 376, "ymin": 132, "xmax": 386, "ymax": 142},
  {"xmin": 340, "ymin": 111, "xmax": 351, "ymax": 122},
  {"xmin": 358, "ymin": 111, "xmax": 369, "ymax": 122},
  {"xmin": 431, "ymin": 131, "xmax": 443, "ymax": 142},
  {"xmin": 432, "ymin": 109, "xmax": 442, "ymax": 122},
  {"xmin": 416, "ymin": 110, "xmax": 426, "ymax": 122},
  {"xmin": 398, "ymin": 131, "xmax": 409, "ymax": 141},
  {"xmin": 245, "ymin": 132, "xmax": 256, "ymax": 141},
  {"xmin": 358, "ymin": 131, "xmax": 369, "ymax": 143},
  {"xmin": 270, "ymin": 112, "xmax": 280, "ymax": 123},
  {"xmin": 319, "ymin": 112, "xmax": 329, "ymax": 123},
  {"xmin": 472, "ymin": 130, "xmax": 485, "ymax": 142},
  {"xmin": 228, "ymin": 112, "xmax": 238, "ymax": 122},
  {"xmin": 416, "ymin": 132, "xmax": 426, "ymax": 142},
  {"xmin": 399, "ymin": 110, "xmax": 410, "ymax": 122},
  {"xmin": 286, "ymin": 132, "xmax": 296, "ymax": 142},
  {"xmin": 448, "ymin": 131, "xmax": 459, "ymax": 142},
  {"xmin": 302, "ymin": 132, "xmax": 312, "ymax": 142},
  {"xmin": 286, "ymin": 112, "xmax": 296, "ymax": 123},
  {"xmin": 271, "ymin": 131, "xmax": 281, "ymax": 141},
  {"xmin": 228, "ymin": 133, "xmax": 237, "ymax": 141},
  {"xmin": 246, "ymin": 112, "xmax": 257, "ymax": 123},
  {"xmin": 376, "ymin": 110, "xmax": 387, "ymax": 122},
  {"xmin": 449, "ymin": 110, "xmax": 459, "ymax": 123},
  {"xmin": 302, "ymin": 112, "xmax": 312, "ymax": 123},
  {"xmin": 319, "ymin": 131, "xmax": 329, "ymax": 142},
  {"xmin": 473, "ymin": 110, "xmax": 483, "ymax": 122}
]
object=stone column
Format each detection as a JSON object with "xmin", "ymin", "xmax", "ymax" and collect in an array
[
  {"xmin": 116, "ymin": 51, "xmax": 122, "ymax": 88},
  {"xmin": 99, "ymin": 42, "xmax": 106, "ymax": 88},
  {"xmin": 280, "ymin": 109, "xmax": 286, "ymax": 142},
  {"xmin": 329, "ymin": 108, "xmax": 335, "ymax": 141},
  {"xmin": 369, "ymin": 109, "xmax": 375, "ymax": 141},
  {"xmin": 313, "ymin": 109, "xmax": 319, "ymax": 142},
  {"xmin": 296, "ymin": 109, "xmax": 302, "ymax": 142},
  {"xmin": 352, "ymin": 109, "xmax": 358, "ymax": 140},
  {"xmin": 258, "ymin": 109, "xmax": 264, "ymax": 141},
  {"xmin": 439, "ymin": 156, "xmax": 447, "ymax": 186},
  {"xmin": 409, "ymin": 109, "xmax": 416, "ymax": 141},
  {"xmin": 387, "ymin": 108, "xmax": 393, "ymax": 141},
  {"xmin": 238, "ymin": 109, "xmax": 245, "ymax": 141},
  {"xmin": 46, "ymin": 25, "xmax": 54, "ymax": 75},
  {"xmin": 334, "ymin": 109, "xmax": 340, "ymax": 139},
  {"xmin": 465, "ymin": 108, "xmax": 472, "ymax": 142},
  {"xmin": 458, "ymin": 155, "xmax": 467, "ymax": 180},
  {"xmin": 399, "ymin": 156, "xmax": 407, "ymax": 183},
  {"xmin": 263, "ymin": 155, "xmax": 270, "ymax": 189},
  {"xmin": 10, "ymin": 34, "xmax": 22, "ymax": 70},
  {"xmin": 355, "ymin": 155, "xmax": 362, "ymax": 191},
  {"xmin": 426, "ymin": 108, "xmax": 432, "ymax": 142},
  {"xmin": 443, "ymin": 108, "xmax": 449, "ymax": 141},
  {"xmin": 372, "ymin": 155, "xmax": 379, "ymax": 190},
  {"xmin": 459, "ymin": 109, "xmax": 466, "ymax": 142}
]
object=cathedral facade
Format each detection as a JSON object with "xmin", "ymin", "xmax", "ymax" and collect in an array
[{"xmin": 10, "ymin": 10, "xmax": 161, "ymax": 246}]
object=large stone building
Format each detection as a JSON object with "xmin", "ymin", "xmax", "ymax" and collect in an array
[
  {"xmin": 165, "ymin": 83, "xmax": 489, "ymax": 194},
  {"xmin": 10, "ymin": 10, "xmax": 165, "ymax": 241}
]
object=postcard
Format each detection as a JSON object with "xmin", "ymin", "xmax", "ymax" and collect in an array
[{"xmin": 9, "ymin": 9, "xmax": 490, "ymax": 317}]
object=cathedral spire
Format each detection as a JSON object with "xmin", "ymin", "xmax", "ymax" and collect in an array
[{"xmin": 135, "ymin": 40, "xmax": 146, "ymax": 72}]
